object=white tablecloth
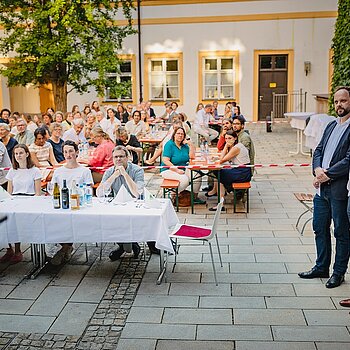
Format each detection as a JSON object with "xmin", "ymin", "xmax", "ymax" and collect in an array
[
  {"xmin": 284, "ymin": 112, "xmax": 316, "ymax": 130},
  {"xmin": 0, "ymin": 197, "xmax": 178, "ymax": 254},
  {"xmin": 304, "ymin": 114, "xmax": 335, "ymax": 150}
]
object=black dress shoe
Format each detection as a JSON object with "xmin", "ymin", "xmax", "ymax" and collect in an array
[
  {"xmin": 339, "ymin": 298, "xmax": 350, "ymax": 307},
  {"xmin": 325, "ymin": 274, "xmax": 344, "ymax": 289},
  {"xmin": 147, "ymin": 241, "xmax": 160, "ymax": 255},
  {"xmin": 132, "ymin": 243, "xmax": 141, "ymax": 259},
  {"xmin": 109, "ymin": 247, "xmax": 125, "ymax": 261},
  {"xmin": 209, "ymin": 206, "xmax": 225, "ymax": 212},
  {"xmin": 202, "ymin": 186, "xmax": 213, "ymax": 192},
  {"xmin": 298, "ymin": 267, "xmax": 329, "ymax": 279}
]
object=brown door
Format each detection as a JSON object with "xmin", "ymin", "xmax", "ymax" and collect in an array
[{"xmin": 258, "ymin": 55, "xmax": 288, "ymax": 120}]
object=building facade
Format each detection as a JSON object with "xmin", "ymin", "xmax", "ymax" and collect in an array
[{"xmin": 0, "ymin": 0, "xmax": 337, "ymax": 120}]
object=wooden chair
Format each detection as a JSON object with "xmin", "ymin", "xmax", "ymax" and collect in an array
[
  {"xmin": 161, "ymin": 179, "xmax": 180, "ymax": 211},
  {"xmin": 232, "ymin": 182, "xmax": 251, "ymax": 213}
]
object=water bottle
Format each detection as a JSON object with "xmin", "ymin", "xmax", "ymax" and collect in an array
[
  {"xmin": 78, "ymin": 143, "xmax": 83, "ymax": 158},
  {"xmin": 85, "ymin": 183, "xmax": 93, "ymax": 206},
  {"xmin": 78, "ymin": 184, "xmax": 85, "ymax": 207},
  {"xmin": 83, "ymin": 142, "xmax": 89, "ymax": 158}
]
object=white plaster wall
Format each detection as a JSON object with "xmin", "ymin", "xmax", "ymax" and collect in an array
[{"xmin": 9, "ymin": 85, "xmax": 40, "ymax": 114}]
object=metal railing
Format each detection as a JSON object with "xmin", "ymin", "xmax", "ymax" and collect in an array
[{"xmin": 272, "ymin": 88, "xmax": 307, "ymax": 119}]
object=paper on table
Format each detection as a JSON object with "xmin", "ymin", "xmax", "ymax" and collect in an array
[{"xmin": 112, "ymin": 184, "xmax": 133, "ymax": 204}]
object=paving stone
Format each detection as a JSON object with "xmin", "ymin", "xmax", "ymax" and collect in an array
[
  {"xmin": 294, "ymin": 284, "xmax": 350, "ymax": 297},
  {"xmin": 197, "ymin": 325, "xmax": 272, "ymax": 341},
  {"xmin": 304, "ymin": 310, "xmax": 350, "ymax": 326},
  {"xmin": 229, "ymin": 263, "xmax": 286, "ymax": 273},
  {"xmin": 133, "ymin": 295, "xmax": 198, "ymax": 308},
  {"xmin": 169, "ymin": 283, "xmax": 230, "ymax": 296},
  {"xmin": 27, "ymin": 286, "xmax": 75, "ymax": 316},
  {"xmin": 156, "ymin": 340, "xmax": 234, "ymax": 350},
  {"xmin": 255, "ymin": 253, "xmax": 311, "ymax": 262},
  {"xmin": 144, "ymin": 272, "xmax": 201, "ymax": 283},
  {"xmin": 50, "ymin": 265, "xmax": 90, "ymax": 287},
  {"xmin": 116, "ymin": 339, "xmax": 156, "ymax": 350},
  {"xmin": 170, "ymin": 263, "xmax": 230, "ymax": 273},
  {"xmin": 163, "ymin": 308, "xmax": 232, "ymax": 324},
  {"xmin": 234, "ymin": 308, "xmax": 306, "ymax": 325},
  {"xmin": 266, "ymin": 296, "xmax": 335, "ymax": 309},
  {"xmin": 272, "ymin": 325, "xmax": 350, "ymax": 341},
  {"xmin": 70, "ymin": 277, "xmax": 110, "ymax": 303},
  {"xmin": 260, "ymin": 273, "xmax": 323, "ymax": 284},
  {"xmin": 126, "ymin": 307, "xmax": 163, "ymax": 323},
  {"xmin": 49, "ymin": 302, "xmax": 98, "ymax": 335},
  {"xmin": 0, "ymin": 298, "xmax": 33, "ymax": 314},
  {"xmin": 0, "ymin": 315, "xmax": 54, "ymax": 333},
  {"xmin": 121, "ymin": 323, "xmax": 196, "ymax": 340},
  {"xmin": 236, "ymin": 341, "xmax": 316, "ymax": 350},
  {"xmin": 315, "ymin": 343, "xmax": 350, "ymax": 350},
  {"xmin": 199, "ymin": 296, "xmax": 266, "ymax": 309},
  {"xmin": 137, "ymin": 282, "xmax": 170, "ymax": 295},
  {"xmin": 8, "ymin": 275, "xmax": 51, "ymax": 300},
  {"xmin": 201, "ymin": 273, "xmax": 260, "ymax": 284},
  {"xmin": 0, "ymin": 284, "xmax": 15, "ymax": 298},
  {"xmin": 228, "ymin": 245, "xmax": 280, "ymax": 253},
  {"xmin": 202, "ymin": 253, "xmax": 255, "ymax": 263},
  {"xmin": 232, "ymin": 283, "xmax": 295, "ymax": 297}
]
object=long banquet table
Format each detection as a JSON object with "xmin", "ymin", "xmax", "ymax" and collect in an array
[{"xmin": 0, "ymin": 196, "xmax": 178, "ymax": 282}]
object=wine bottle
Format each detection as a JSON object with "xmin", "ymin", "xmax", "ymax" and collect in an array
[
  {"xmin": 70, "ymin": 180, "xmax": 80, "ymax": 210},
  {"xmin": 53, "ymin": 182, "xmax": 61, "ymax": 209},
  {"xmin": 61, "ymin": 179, "xmax": 69, "ymax": 209}
]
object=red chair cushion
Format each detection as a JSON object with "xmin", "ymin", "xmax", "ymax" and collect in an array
[{"xmin": 173, "ymin": 225, "xmax": 211, "ymax": 239}]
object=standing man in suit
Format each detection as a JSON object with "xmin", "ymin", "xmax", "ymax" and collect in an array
[{"xmin": 298, "ymin": 86, "xmax": 350, "ymax": 288}]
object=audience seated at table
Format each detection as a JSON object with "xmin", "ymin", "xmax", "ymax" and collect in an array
[
  {"xmin": 160, "ymin": 127, "xmax": 205, "ymax": 204},
  {"xmin": 42, "ymin": 113, "xmax": 53, "ymax": 129},
  {"xmin": 8, "ymin": 114, "xmax": 18, "ymax": 136},
  {"xmin": 98, "ymin": 145, "xmax": 144, "ymax": 260},
  {"xmin": 0, "ymin": 144, "xmax": 42, "ymax": 264},
  {"xmin": 145, "ymin": 120, "xmax": 186, "ymax": 165},
  {"xmin": 29, "ymin": 127, "xmax": 57, "ymax": 177},
  {"xmin": 47, "ymin": 122, "xmax": 65, "ymax": 163},
  {"xmin": 81, "ymin": 126, "xmax": 115, "ymax": 183},
  {"xmin": 62, "ymin": 118, "xmax": 86, "ymax": 144},
  {"xmin": 0, "ymin": 123, "xmax": 18, "ymax": 160},
  {"xmin": 15, "ymin": 119, "xmax": 34, "ymax": 147},
  {"xmin": 61, "ymin": 112, "xmax": 74, "ymax": 131},
  {"xmin": 23, "ymin": 113, "xmax": 39, "ymax": 134},
  {"xmin": 208, "ymin": 130, "xmax": 252, "ymax": 211},
  {"xmin": 193, "ymin": 104, "xmax": 219, "ymax": 145},
  {"xmin": 50, "ymin": 140, "xmax": 94, "ymax": 265},
  {"xmin": 232, "ymin": 105, "xmax": 246, "ymax": 123},
  {"xmin": 224, "ymin": 102, "xmax": 233, "ymax": 119},
  {"xmin": 115, "ymin": 127, "xmax": 142, "ymax": 165},
  {"xmin": 125, "ymin": 110, "xmax": 147, "ymax": 138},
  {"xmin": 145, "ymin": 101, "xmax": 156, "ymax": 118},
  {"xmin": 116, "ymin": 104, "xmax": 129, "ymax": 124},
  {"xmin": 84, "ymin": 113, "xmax": 98, "ymax": 141},
  {"xmin": 0, "ymin": 141, "xmax": 11, "ymax": 190},
  {"xmin": 217, "ymin": 118, "xmax": 234, "ymax": 151},
  {"xmin": 105, "ymin": 107, "xmax": 121, "ymax": 140}
]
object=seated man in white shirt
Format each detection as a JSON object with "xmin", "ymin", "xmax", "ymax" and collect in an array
[
  {"xmin": 193, "ymin": 103, "xmax": 219, "ymax": 145},
  {"xmin": 97, "ymin": 145, "xmax": 148, "ymax": 260},
  {"xmin": 125, "ymin": 110, "xmax": 147, "ymax": 138},
  {"xmin": 50, "ymin": 140, "xmax": 93, "ymax": 265},
  {"xmin": 62, "ymin": 118, "xmax": 86, "ymax": 144}
]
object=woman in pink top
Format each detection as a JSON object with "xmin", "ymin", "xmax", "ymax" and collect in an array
[{"xmin": 87, "ymin": 126, "xmax": 115, "ymax": 183}]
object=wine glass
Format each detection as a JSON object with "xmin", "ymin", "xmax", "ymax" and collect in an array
[
  {"xmin": 46, "ymin": 183, "xmax": 54, "ymax": 196},
  {"xmin": 104, "ymin": 186, "xmax": 112, "ymax": 204},
  {"xmin": 97, "ymin": 186, "xmax": 105, "ymax": 203}
]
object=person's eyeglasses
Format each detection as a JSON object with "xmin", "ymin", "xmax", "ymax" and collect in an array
[
  {"xmin": 114, "ymin": 155, "xmax": 126, "ymax": 159},
  {"xmin": 232, "ymin": 122, "xmax": 241, "ymax": 125}
]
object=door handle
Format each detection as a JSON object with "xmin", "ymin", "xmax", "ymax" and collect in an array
[{"xmin": 259, "ymin": 96, "xmax": 263, "ymax": 101}]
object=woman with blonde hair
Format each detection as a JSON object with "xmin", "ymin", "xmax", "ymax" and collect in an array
[
  {"xmin": 84, "ymin": 113, "xmax": 97, "ymax": 141},
  {"xmin": 83, "ymin": 126, "xmax": 115, "ymax": 183}
]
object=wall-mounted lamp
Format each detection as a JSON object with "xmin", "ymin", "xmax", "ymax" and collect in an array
[{"xmin": 304, "ymin": 61, "xmax": 311, "ymax": 76}]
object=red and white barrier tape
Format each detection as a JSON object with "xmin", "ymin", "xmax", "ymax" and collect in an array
[{"xmin": 0, "ymin": 163, "xmax": 311, "ymax": 172}]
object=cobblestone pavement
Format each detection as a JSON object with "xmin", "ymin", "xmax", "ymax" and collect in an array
[{"xmin": 1, "ymin": 121, "xmax": 350, "ymax": 349}]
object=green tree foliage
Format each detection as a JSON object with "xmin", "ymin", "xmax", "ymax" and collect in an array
[
  {"xmin": 330, "ymin": 0, "xmax": 350, "ymax": 113},
  {"xmin": 0, "ymin": 0, "xmax": 135, "ymax": 112}
]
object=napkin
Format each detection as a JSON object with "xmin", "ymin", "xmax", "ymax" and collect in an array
[
  {"xmin": 112, "ymin": 184, "xmax": 134, "ymax": 204},
  {"xmin": 144, "ymin": 187, "xmax": 161, "ymax": 209}
]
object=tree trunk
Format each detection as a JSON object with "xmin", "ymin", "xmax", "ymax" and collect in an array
[{"xmin": 51, "ymin": 81, "xmax": 67, "ymax": 113}]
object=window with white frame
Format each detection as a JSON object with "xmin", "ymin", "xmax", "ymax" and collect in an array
[
  {"xmin": 149, "ymin": 58, "xmax": 179, "ymax": 101},
  {"xmin": 105, "ymin": 60, "xmax": 133, "ymax": 101},
  {"xmin": 203, "ymin": 57, "xmax": 236, "ymax": 100}
]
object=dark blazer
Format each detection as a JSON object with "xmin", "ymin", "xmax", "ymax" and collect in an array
[{"xmin": 313, "ymin": 119, "xmax": 350, "ymax": 200}]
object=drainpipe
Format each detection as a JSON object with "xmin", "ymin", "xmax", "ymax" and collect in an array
[{"xmin": 137, "ymin": 0, "xmax": 143, "ymax": 103}]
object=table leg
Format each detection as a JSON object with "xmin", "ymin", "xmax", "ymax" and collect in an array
[
  {"xmin": 157, "ymin": 249, "xmax": 167, "ymax": 285},
  {"xmin": 190, "ymin": 170, "xmax": 194, "ymax": 214},
  {"xmin": 25, "ymin": 244, "xmax": 48, "ymax": 279},
  {"xmin": 290, "ymin": 129, "xmax": 310, "ymax": 156},
  {"xmin": 217, "ymin": 170, "xmax": 221, "ymax": 204}
]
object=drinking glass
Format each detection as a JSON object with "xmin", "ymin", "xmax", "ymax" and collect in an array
[
  {"xmin": 104, "ymin": 186, "xmax": 112, "ymax": 204},
  {"xmin": 97, "ymin": 186, "xmax": 105, "ymax": 203},
  {"xmin": 46, "ymin": 183, "xmax": 54, "ymax": 196}
]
